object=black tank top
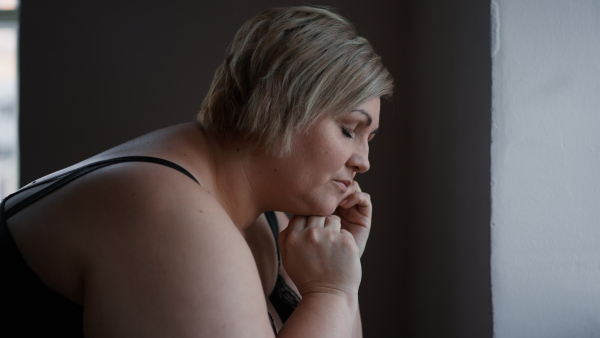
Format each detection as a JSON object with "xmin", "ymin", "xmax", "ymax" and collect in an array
[{"xmin": 0, "ymin": 156, "xmax": 298, "ymax": 336}]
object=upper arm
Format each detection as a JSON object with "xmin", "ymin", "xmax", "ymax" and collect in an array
[{"xmin": 80, "ymin": 169, "xmax": 274, "ymax": 337}]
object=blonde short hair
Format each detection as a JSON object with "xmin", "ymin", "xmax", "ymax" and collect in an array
[{"xmin": 197, "ymin": 6, "xmax": 393, "ymax": 156}]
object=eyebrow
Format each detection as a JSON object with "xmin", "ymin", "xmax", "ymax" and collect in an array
[
  {"xmin": 351, "ymin": 109, "xmax": 379, "ymax": 135},
  {"xmin": 351, "ymin": 109, "xmax": 372, "ymax": 126}
]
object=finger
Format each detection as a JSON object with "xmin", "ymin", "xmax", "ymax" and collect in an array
[
  {"xmin": 355, "ymin": 192, "xmax": 372, "ymax": 210},
  {"xmin": 340, "ymin": 191, "xmax": 371, "ymax": 211},
  {"xmin": 324, "ymin": 214, "xmax": 342, "ymax": 232},
  {"xmin": 277, "ymin": 224, "xmax": 290, "ymax": 260},
  {"xmin": 339, "ymin": 192, "xmax": 360, "ymax": 208},
  {"xmin": 336, "ymin": 196, "xmax": 373, "ymax": 226},
  {"xmin": 340, "ymin": 228, "xmax": 355, "ymax": 238},
  {"xmin": 349, "ymin": 180, "xmax": 362, "ymax": 193},
  {"xmin": 359, "ymin": 192, "xmax": 373, "ymax": 216},
  {"xmin": 288, "ymin": 214, "xmax": 308, "ymax": 233},
  {"xmin": 339, "ymin": 229, "xmax": 360, "ymax": 250},
  {"xmin": 305, "ymin": 215, "xmax": 326, "ymax": 228}
]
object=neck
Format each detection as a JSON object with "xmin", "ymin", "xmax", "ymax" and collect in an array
[{"xmin": 200, "ymin": 125, "xmax": 265, "ymax": 230}]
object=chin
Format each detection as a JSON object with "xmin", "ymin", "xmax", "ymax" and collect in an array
[
  {"xmin": 285, "ymin": 196, "xmax": 339, "ymax": 217},
  {"xmin": 304, "ymin": 200, "xmax": 338, "ymax": 217}
]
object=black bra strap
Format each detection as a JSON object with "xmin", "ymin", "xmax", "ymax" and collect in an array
[{"xmin": 5, "ymin": 156, "xmax": 199, "ymax": 219}]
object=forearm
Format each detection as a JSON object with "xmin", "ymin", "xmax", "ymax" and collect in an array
[
  {"xmin": 352, "ymin": 302, "xmax": 363, "ymax": 338},
  {"xmin": 277, "ymin": 292, "xmax": 358, "ymax": 338}
]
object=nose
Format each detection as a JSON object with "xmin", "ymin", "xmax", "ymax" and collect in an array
[{"xmin": 347, "ymin": 143, "xmax": 370, "ymax": 174}]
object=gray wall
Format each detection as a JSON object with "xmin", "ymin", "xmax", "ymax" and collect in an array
[
  {"xmin": 492, "ymin": 1, "xmax": 600, "ymax": 336},
  {"xmin": 19, "ymin": 1, "xmax": 491, "ymax": 336}
]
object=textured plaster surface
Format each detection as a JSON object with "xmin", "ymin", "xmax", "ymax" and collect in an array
[{"xmin": 491, "ymin": 0, "xmax": 600, "ymax": 337}]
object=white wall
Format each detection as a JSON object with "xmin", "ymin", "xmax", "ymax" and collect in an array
[{"xmin": 491, "ymin": 1, "xmax": 600, "ymax": 337}]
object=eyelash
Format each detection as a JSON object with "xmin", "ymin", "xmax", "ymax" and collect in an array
[{"xmin": 341, "ymin": 127, "xmax": 354, "ymax": 139}]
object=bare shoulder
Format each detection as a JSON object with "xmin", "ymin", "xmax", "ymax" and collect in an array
[{"xmin": 75, "ymin": 163, "xmax": 274, "ymax": 337}]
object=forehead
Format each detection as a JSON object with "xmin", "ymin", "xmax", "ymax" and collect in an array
[{"xmin": 357, "ymin": 97, "xmax": 380, "ymax": 115}]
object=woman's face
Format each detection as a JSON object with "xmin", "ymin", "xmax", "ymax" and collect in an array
[{"xmin": 264, "ymin": 97, "xmax": 381, "ymax": 216}]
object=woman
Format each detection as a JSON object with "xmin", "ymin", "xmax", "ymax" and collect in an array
[{"xmin": 1, "ymin": 5, "xmax": 393, "ymax": 337}]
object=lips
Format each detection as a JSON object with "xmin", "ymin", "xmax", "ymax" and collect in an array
[{"xmin": 333, "ymin": 179, "xmax": 352, "ymax": 192}]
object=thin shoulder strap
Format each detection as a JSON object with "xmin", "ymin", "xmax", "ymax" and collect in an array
[
  {"xmin": 264, "ymin": 211, "xmax": 281, "ymax": 269},
  {"xmin": 4, "ymin": 156, "xmax": 199, "ymax": 219}
]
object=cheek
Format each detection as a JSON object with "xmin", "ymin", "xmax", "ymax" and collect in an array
[
  {"xmin": 293, "ymin": 126, "xmax": 348, "ymax": 177},
  {"xmin": 317, "ymin": 141, "xmax": 348, "ymax": 169}
]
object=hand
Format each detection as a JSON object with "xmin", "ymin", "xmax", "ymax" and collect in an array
[
  {"xmin": 278, "ymin": 215, "xmax": 361, "ymax": 299},
  {"xmin": 334, "ymin": 181, "xmax": 372, "ymax": 258}
]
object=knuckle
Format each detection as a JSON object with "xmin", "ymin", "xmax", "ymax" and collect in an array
[
  {"xmin": 306, "ymin": 227, "xmax": 320, "ymax": 244},
  {"xmin": 326, "ymin": 215, "xmax": 341, "ymax": 225},
  {"xmin": 286, "ymin": 232, "xmax": 301, "ymax": 247},
  {"xmin": 341, "ymin": 235, "xmax": 358, "ymax": 250},
  {"xmin": 326, "ymin": 231, "xmax": 336, "ymax": 242}
]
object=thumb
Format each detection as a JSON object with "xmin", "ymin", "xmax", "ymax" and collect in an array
[{"xmin": 277, "ymin": 218, "xmax": 293, "ymax": 261}]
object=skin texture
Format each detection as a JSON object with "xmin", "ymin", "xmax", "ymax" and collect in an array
[{"xmin": 6, "ymin": 97, "xmax": 380, "ymax": 337}]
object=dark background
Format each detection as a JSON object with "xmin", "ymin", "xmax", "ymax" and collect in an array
[{"xmin": 19, "ymin": 1, "xmax": 491, "ymax": 336}]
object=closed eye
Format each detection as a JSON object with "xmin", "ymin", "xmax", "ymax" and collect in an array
[{"xmin": 341, "ymin": 127, "xmax": 353, "ymax": 139}]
